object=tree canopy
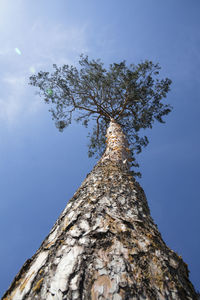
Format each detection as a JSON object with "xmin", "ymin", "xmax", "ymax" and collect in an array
[{"xmin": 29, "ymin": 55, "xmax": 172, "ymax": 176}]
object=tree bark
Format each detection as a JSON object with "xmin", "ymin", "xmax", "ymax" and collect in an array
[{"xmin": 3, "ymin": 119, "xmax": 198, "ymax": 300}]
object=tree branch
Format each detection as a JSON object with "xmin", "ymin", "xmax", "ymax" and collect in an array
[
  {"xmin": 96, "ymin": 115, "xmax": 101, "ymax": 139},
  {"xmin": 115, "ymin": 95, "xmax": 129, "ymax": 120},
  {"xmin": 71, "ymin": 94, "xmax": 99, "ymax": 114},
  {"xmin": 89, "ymin": 93, "xmax": 112, "ymax": 119}
]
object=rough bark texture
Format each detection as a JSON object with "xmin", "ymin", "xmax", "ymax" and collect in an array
[{"xmin": 3, "ymin": 120, "xmax": 198, "ymax": 300}]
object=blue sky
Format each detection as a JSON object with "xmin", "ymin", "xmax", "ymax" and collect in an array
[{"xmin": 0, "ymin": 0, "xmax": 199, "ymax": 295}]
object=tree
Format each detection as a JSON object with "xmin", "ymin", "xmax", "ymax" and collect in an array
[
  {"xmin": 2, "ymin": 56, "xmax": 198, "ymax": 300},
  {"xmin": 29, "ymin": 55, "xmax": 172, "ymax": 176}
]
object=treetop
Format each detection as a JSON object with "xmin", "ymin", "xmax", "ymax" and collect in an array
[{"xmin": 29, "ymin": 54, "xmax": 172, "ymax": 176}]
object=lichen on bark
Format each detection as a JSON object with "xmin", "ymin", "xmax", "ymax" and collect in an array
[{"xmin": 2, "ymin": 120, "xmax": 198, "ymax": 300}]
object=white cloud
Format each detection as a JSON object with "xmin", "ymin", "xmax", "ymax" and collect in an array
[
  {"xmin": 0, "ymin": 75, "xmax": 27, "ymax": 124},
  {"xmin": 0, "ymin": 16, "xmax": 89, "ymax": 126},
  {"xmin": 29, "ymin": 21, "xmax": 89, "ymax": 65}
]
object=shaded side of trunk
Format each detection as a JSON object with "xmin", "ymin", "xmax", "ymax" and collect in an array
[{"xmin": 3, "ymin": 120, "xmax": 197, "ymax": 300}]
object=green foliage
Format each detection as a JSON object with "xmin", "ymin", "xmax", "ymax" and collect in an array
[{"xmin": 29, "ymin": 55, "xmax": 172, "ymax": 176}]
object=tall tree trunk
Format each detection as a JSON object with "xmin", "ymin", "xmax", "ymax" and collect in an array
[{"xmin": 3, "ymin": 119, "xmax": 198, "ymax": 300}]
